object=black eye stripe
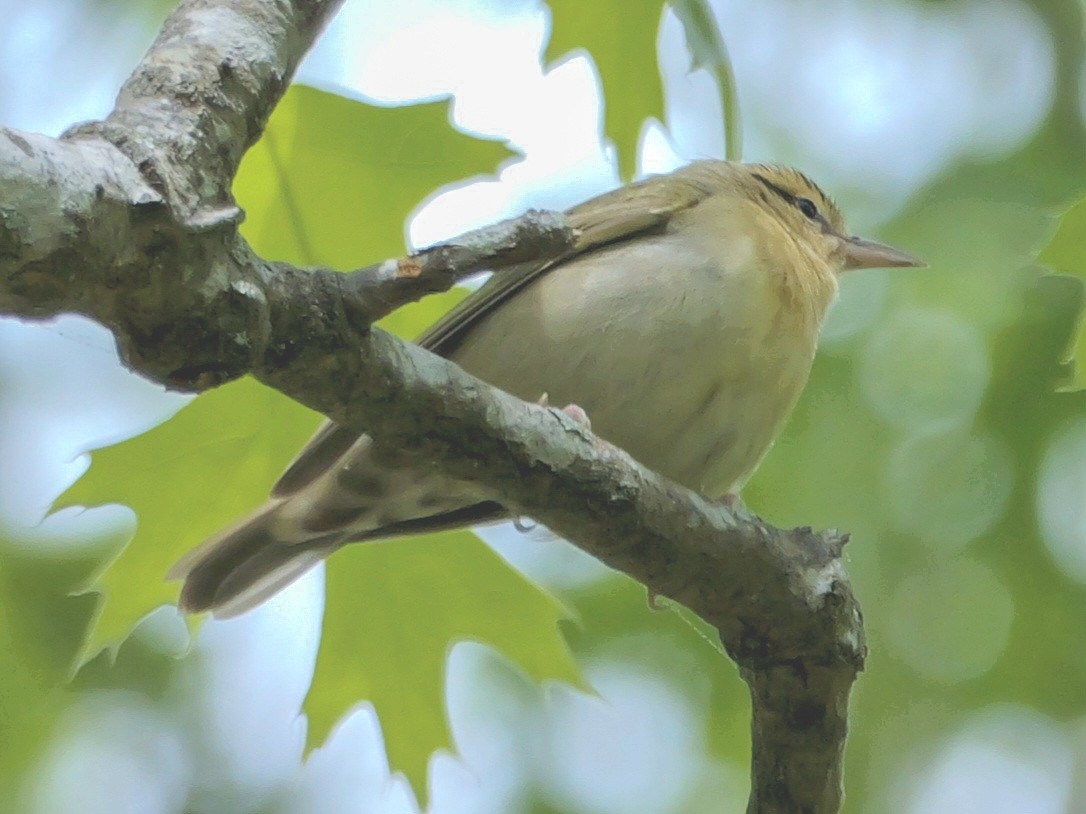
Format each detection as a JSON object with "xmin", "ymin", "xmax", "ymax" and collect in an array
[
  {"xmin": 753, "ymin": 174, "xmax": 827, "ymax": 227},
  {"xmin": 753, "ymin": 173, "xmax": 795, "ymax": 206}
]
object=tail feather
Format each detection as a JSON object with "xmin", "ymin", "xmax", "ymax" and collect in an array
[
  {"xmin": 207, "ymin": 547, "xmax": 331, "ymax": 619},
  {"xmin": 170, "ymin": 504, "xmax": 339, "ymax": 618}
]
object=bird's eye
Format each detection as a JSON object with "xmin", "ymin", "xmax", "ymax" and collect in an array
[{"xmin": 796, "ymin": 197, "xmax": 819, "ymax": 220}]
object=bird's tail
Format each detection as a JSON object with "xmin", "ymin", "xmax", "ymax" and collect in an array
[{"xmin": 169, "ymin": 503, "xmax": 340, "ymax": 619}]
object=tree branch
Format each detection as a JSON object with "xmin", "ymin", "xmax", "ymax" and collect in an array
[
  {"xmin": 341, "ymin": 209, "xmax": 576, "ymax": 325},
  {"xmin": 0, "ymin": 0, "xmax": 866, "ymax": 811},
  {"xmin": 88, "ymin": 0, "xmax": 344, "ymax": 215}
]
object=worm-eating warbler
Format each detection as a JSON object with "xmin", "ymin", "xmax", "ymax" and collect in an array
[{"xmin": 172, "ymin": 160, "xmax": 920, "ymax": 616}]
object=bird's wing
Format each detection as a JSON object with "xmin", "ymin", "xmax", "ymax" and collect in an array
[
  {"xmin": 416, "ymin": 172, "xmax": 710, "ymax": 355},
  {"xmin": 272, "ymin": 172, "xmax": 713, "ymax": 497}
]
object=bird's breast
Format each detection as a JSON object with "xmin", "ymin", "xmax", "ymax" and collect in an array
[{"xmin": 451, "ymin": 233, "xmax": 827, "ymax": 497}]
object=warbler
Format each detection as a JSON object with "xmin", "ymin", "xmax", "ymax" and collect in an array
[{"xmin": 172, "ymin": 160, "xmax": 920, "ymax": 617}]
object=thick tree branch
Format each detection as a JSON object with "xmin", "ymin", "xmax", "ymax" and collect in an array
[
  {"xmin": 0, "ymin": 0, "xmax": 866, "ymax": 811},
  {"xmin": 88, "ymin": 0, "xmax": 343, "ymax": 215}
]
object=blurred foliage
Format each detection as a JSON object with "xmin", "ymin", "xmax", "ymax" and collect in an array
[
  {"xmin": 0, "ymin": 529, "xmax": 183, "ymax": 806},
  {"xmin": 742, "ymin": 2, "xmax": 1086, "ymax": 807},
  {"xmin": 87, "ymin": 0, "xmax": 176, "ymax": 13},
  {"xmin": 0, "ymin": 539, "xmax": 98, "ymax": 802},
  {"xmin": 4, "ymin": 1, "xmax": 1086, "ymax": 813}
]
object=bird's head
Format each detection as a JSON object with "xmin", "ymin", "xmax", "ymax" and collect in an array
[{"xmin": 740, "ymin": 163, "xmax": 922, "ymax": 273}]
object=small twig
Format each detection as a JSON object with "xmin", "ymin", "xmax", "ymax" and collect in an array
[{"xmin": 341, "ymin": 210, "xmax": 576, "ymax": 324}]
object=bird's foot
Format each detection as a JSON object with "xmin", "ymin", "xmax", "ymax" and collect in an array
[
  {"xmin": 538, "ymin": 393, "xmax": 592, "ymax": 430},
  {"xmin": 560, "ymin": 403, "xmax": 591, "ymax": 429},
  {"xmin": 718, "ymin": 492, "xmax": 759, "ymax": 520},
  {"xmin": 720, "ymin": 492, "xmax": 753, "ymax": 514}
]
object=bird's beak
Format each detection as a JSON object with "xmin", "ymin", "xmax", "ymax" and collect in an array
[{"xmin": 841, "ymin": 235, "xmax": 924, "ymax": 270}]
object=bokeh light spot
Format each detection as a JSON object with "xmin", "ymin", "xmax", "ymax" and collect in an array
[
  {"xmin": 714, "ymin": 0, "xmax": 1054, "ymax": 211},
  {"xmin": 26, "ymin": 692, "xmax": 189, "ymax": 814},
  {"xmin": 1037, "ymin": 420, "xmax": 1086, "ymax": 585},
  {"xmin": 540, "ymin": 660, "xmax": 703, "ymax": 814},
  {"xmin": 860, "ymin": 307, "xmax": 989, "ymax": 432},
  {"xmin": 885, "ymin": 429, "xmax": 1013, "ymax": 550},
  {"xmin": 903, "ymin": 706, "xmax": 1071, "ymax": 814},
  {"xmin": 884, "ymin": 557, "xmax": 1013, "ymax": 683}
]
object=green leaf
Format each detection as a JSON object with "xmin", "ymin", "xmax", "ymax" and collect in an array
[
  {"xmin": 54, "ymin": 378, "xmax": 324, "ymax": 658},
  {"xmin": 545, "ymin": 0, "xmax": 667, "ymax": 179},
  {"xmin": 307, "ymin": 530, "xmax": 580, "ymax": 794},
  {"xmin": 234, "ymin": 83, "xmax": 514, "ymax": 268},
  {"xmin": 1038, "ymin": 196, "xmax": 1086, "ymax": 388}
]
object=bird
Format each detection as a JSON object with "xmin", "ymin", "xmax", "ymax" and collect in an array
[{"xmin": 171, "ymin": 160, "xmax": 921, "ymax": 617}]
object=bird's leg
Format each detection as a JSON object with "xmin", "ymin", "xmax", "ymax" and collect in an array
[{"xmin": 719, "ymin": 492, "xmax": 760, "ymax": 520}]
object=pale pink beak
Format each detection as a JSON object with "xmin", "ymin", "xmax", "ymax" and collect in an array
[{"xmin": 842, "ymin": 235, "xmax": 924, "ymax": 270}]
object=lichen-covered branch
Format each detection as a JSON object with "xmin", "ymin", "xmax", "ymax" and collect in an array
[{"xmin": 0, "ymin": 0, "xmax": 866, "ymax": 811}]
